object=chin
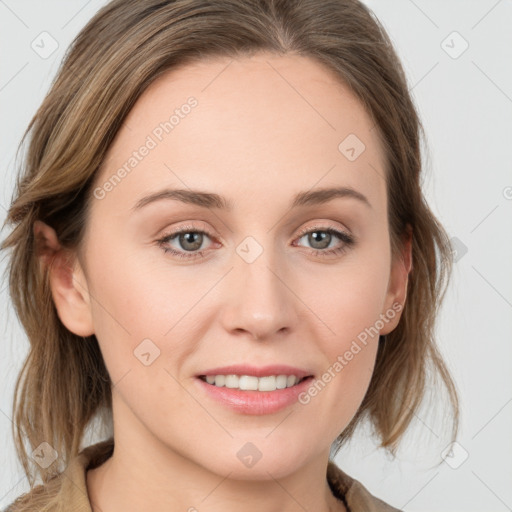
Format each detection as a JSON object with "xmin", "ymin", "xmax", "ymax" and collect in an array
[{"xmin": 197, "ymin": 438, "xmax": 316, "ymax": 481}]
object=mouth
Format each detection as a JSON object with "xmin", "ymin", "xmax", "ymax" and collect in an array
[
  {"xmin": 194, "ymin": 365, "xmax": 315, "ymax": 414},
  {"xmin": 195, "ymin": 371, "xmax": 315, "ymax": 415},
  {"xmin": 198, "ymin": 374, "xmax": 312, "ymax": 392}
]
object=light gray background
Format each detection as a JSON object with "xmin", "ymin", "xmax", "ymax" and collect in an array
[{"xmin": 1, "ymin": 1, "xmax": 511, "ymax": 511}]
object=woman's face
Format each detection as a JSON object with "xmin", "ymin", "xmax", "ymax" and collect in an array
[{"xmin": 58, "ymin": 53, "xmax": 409, "ymax": 477}]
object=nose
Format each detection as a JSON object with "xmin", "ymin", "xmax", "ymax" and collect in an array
[{"xmin": 219, "ymin": 240, "xmax": 297, "ymax": 342}]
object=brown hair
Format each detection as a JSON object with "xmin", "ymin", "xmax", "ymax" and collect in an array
[{"xmin": 1, "ymin": 0, "xmax": 459, "ymax": 506}]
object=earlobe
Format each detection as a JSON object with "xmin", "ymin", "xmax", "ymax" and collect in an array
[
  {"xmin": 380, "ymin": 226, "xmax": 413, "ymax": 336},
  {"xmin": 33, "ymin": 220, "xmax": 95, "ymax": 337}
]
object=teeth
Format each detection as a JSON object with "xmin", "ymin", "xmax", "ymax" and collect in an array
[
  {"xmin": 202, "ymin": 374, "xmax": 304, "ymax": 391},
  {"xmin": 239, "ymin": 375, "xmax": 258, "ymax": 390},
  {"xmin": 225, "ymin": 375, "xmax": 239, "ymax": 388},
  {"xmin": 276, "ymin": 375, "xmax": 287, "ymax": 389},
  {"xmin": 258, "ymin": 376, "xmax": 276, "ymax": 391}
]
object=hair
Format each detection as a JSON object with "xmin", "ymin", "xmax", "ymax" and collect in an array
[{"xmin": 1, "ymin": 0, "xmax": 459, "ymax": 507}]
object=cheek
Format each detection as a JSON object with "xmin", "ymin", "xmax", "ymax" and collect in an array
[
  {"xmin": 309, "ymin": 251, "xmax": 391, "ymax": 347},
  {"xmin": 318, "ymin": 268, "xmax": 384, "ymax": 381},
  {"xmin": 297, "ymin": 243, "xmax": 390, "ymax": 423},
  {"xmin": 83, "ymin": 237, "xmax": 163, "ymax": 372},
  {"xmin": 84, "ymin": 237, "xmax": 206, "ymax": 381},
  {"xmin": 301, "ymin": 270, "xmax": 385, "ymax": 437},
  {"xmin": 85, "ymin": 228, "xmax": 173, "ymax": 328}
]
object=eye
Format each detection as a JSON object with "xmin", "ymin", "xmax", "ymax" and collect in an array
[
  {"xmin": 156, "ymin": 224, "xmax": 355, "ymax": 261},
  {"xmin": 293, "ymin": 226, "xmax": 355, "ymax": 258},
  {"xmin": 156, "ymin": 224, "xmax": 215, "ymax": 260}
]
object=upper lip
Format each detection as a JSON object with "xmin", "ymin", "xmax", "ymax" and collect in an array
[{"xmin": 197, "ymin": 364, "xmax": 314, "ymax": 380}]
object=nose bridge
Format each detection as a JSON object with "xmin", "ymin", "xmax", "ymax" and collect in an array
[{"xmin": 221, "ymin": 234, "xmax": 295, "ymax": 340}]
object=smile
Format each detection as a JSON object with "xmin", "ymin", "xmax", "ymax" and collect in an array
[{"xmin": 199, "ymin": 374, "xmax": 307, "ymax": 391}]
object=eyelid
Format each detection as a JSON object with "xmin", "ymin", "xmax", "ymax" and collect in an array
[
  {"xmin": 161, "ymin": 221, "xmax": 216, "ymax": 239},
  {"xmin": 295, "ymin": 221, "xmax": 352, "ymax": 239}
]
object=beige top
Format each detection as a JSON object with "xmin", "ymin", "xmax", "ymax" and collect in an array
[{"xmin": 6, "ymin": 439, "xmax": 402, "ymax": 511}]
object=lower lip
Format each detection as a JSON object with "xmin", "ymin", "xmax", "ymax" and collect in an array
[{"xmin": 195, "ymin": 376, "xmax": 314, "ymax": 415}]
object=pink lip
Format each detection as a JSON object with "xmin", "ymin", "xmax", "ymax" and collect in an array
[{"xmin": 195, "ymin": 364, "xmax": 315, "ymax": 415}]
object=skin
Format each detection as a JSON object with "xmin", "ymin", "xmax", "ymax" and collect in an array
[{"xmin": 34, "ymin": 52, "xmax": 411, "ymax": 512}]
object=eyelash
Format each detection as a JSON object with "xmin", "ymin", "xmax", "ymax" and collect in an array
[{"xmin": 156, "ymin": 224, "xmax": 355, "ymax": 260}]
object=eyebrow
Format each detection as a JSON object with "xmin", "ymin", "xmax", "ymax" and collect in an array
[{"xmin": 131, "ymin": 186, "xmax": 372, "ymax": 212}]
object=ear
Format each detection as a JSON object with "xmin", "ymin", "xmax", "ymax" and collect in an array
[
  {"xmin": 379, "ymin": 225, "xmax": 413, "ymax": 335},
  {"xmin": 33, "ymin": 220, "xmax": 95, "ymax": 337}
]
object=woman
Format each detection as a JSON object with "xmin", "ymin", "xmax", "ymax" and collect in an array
[{"xmin": 1, "ymin": 0, "xmax": 459, "ymax": 510}]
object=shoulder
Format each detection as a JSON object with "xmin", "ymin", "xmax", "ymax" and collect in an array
[
  {"xmin": 2, "ymin": 472, "xmax": 63, "ymax": 512},
  {"xmin": 327, "ymin": 461, "xmax": 403, "ymax": 512},
  {"xmin": 3, "ymin": 439, "xmax": 114, "ymax": 512}
]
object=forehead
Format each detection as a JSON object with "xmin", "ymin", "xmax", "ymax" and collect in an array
[{"xmin": 92, "ymin": 52, "xmax": 387, "ymax": 217}]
